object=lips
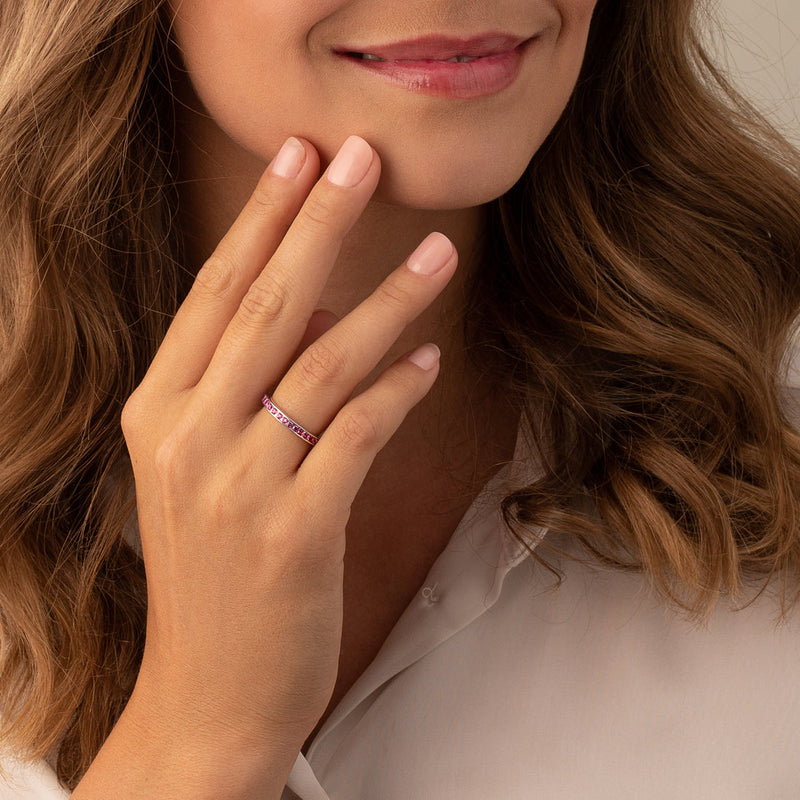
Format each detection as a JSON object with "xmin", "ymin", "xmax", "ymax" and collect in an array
[
  {"xmin": 333, "ymin": 31, "xmax": 535, "ymax": 100},
  {"xmin": 335, "ymin": 32, "xmax": 530, "ymax": 63}
]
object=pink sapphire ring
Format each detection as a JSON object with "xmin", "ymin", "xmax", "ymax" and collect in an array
[{"xmin": 261, "ymin": 395, "xmax": 320, "ymax": 446}]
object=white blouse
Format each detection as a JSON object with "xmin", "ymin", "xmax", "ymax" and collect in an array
[{"xmin": 2, "ymin": 414, "xmax": 800, "ymax": 799}]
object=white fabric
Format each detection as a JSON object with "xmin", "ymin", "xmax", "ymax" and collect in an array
[
  {"xmin": 3, "ymin": 420, "xmax": 800, "ymax": 799},
  {"xmin": 0, "ymin": 756, "xmax": 69, "ymax": 799}
]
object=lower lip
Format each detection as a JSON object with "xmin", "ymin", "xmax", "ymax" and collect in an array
[{"xmin": 336, "ymin": 40, "xmax": 533, "ymax": 100}]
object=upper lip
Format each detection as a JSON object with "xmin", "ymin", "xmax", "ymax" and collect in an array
[{"xmin": 336, "ymin": 32, "xmax": 530, "ymax": 61}]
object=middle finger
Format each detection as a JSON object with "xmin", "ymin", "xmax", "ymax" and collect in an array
[
  {"xmin": 248, "ymin": 232, "xmax": 457, "ymax": 466},
  {"xmin": 199, "ymin": 135, "xmax": 380, "ymax": 419}
]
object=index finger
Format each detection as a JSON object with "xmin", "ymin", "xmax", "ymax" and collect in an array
[{"xmin": 143, "ymin": 137, "xmax": 321, "ymax": 393}]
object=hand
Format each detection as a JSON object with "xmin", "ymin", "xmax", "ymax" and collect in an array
[{"xmin": 117, "ymin": 135, "xmax": 458, "ymax": 775}]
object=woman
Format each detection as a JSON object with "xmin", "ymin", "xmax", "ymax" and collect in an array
[{"xmin": 1, "ymin": 0, "xmax": 799, "ymax": 797}]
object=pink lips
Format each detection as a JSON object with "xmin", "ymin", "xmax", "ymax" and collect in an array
[
  {"xmin": 342, "ymin": 33, "xmax": 530, "ymax": 61},
  {"xmin": 334, "ymin": 32, "xmax": 534, "ymax": 99}
]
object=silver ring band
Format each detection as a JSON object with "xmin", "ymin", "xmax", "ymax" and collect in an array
[{"xmin": 261, "ymin": 395, "xmax": 320, "ymax": 446}]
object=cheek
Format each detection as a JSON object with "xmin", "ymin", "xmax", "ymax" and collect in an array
[
  {"xmin": 535, "ymin": 0, "xmax": 599, "ymax": 129},
  {"xmin": 561, "ymin": 0, "xmax": 601, "ymax": 22},
  {"xmin": 167, "ymin": 0, "xmax": 330, "ymax": 139}
]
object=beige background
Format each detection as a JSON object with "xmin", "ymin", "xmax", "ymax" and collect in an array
[{"xmin": 709, "ymin": 0, "xmax": 800, "ymax": 141}]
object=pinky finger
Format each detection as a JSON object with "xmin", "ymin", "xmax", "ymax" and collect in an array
[{"xmin": 295, "ymin": 343, "xmax": 441, "ymax": 521}]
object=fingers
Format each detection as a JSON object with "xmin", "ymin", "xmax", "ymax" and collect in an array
[
  {"xmin": 199, "ymin": 136, "xmax": 381, "ymax": 418},
  {"xmin": 249, "ymin": 232, "xmax": 457, "ymax": 468},
  {"xmin": 144, "ymin": 137, "xmax": 322, "ymax": 392},
  {"xmin": 293, "ymin": 344, "xmax": 442, "ymax": 525}
]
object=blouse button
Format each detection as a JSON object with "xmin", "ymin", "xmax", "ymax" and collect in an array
[{"xmin": 421, "ymin": 583, "xmax": 440, "ymax": 604}]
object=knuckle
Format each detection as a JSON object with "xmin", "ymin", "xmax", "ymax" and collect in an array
[
  {"xmin": 388, "ymin": 364, "xmax": 422, "ymax": 395},
  {"xmin": 194, "ymin": 253, "xmax": 237, "ymax": 300},
  {"xmin": 299, "ymin": 191, "xmax": 338, "ymax": 232},
  {"xmin": 249, "ymin": 182, "xmax": 282, "ymax": 217},
  {"xmin": 238, "ymin": 274, "xmax": 291, "ymax": 326},
  {"xmin": 120, "ymin": 390, "xmax": 146, "ymax": 439},
  {"xmin": 337, "ymin": 406, "xmax": 382, "ymax": 453},
  {"xmin": 298, "ymin": 339, "xmax": 348, "ymax": 386},
  {"xmin": 374, "ymin": 279, "xmax": 413, "ymax": 314}
]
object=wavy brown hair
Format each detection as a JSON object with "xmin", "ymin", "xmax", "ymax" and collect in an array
[
  {"xmin": 1, "ymin": 0, "xmax": 800, "ymax": 790},
  {"xmin": 471, "ymin": 0, "xmax": 800, "ymax": 619}
]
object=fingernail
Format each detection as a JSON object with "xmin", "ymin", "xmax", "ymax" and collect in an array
[
  {"xmin": 271, "ymin": 137, "xmax": 306, "ymax": 179},
  {"xmin": 406, "ymin": 232, "xmax": 455, "ymax": 276},
  {"xmin": 327, "ymin": 136, "xmax": 373, "ymax": 187},
  {"xmin": 408, "ymin": 343, "xmax": 441, "ymax": 371}
]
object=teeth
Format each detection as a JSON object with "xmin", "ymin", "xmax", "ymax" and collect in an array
[{"xmin": 355, "ymin": 53, "xmax": 478, "ymax": 63}]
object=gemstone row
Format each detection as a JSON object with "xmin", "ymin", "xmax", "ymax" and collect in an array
[{"xmin": 261, "ymin": 395, "xmax": 320, "ymax": 445}]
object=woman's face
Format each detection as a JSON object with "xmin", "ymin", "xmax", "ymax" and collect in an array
[{"xmin": 166, "ymin": 0, "xmax": 598, "ymax": 209}]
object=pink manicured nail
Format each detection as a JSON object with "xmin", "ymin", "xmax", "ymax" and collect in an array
[
  {"xmin": 406, "ymin": 232, "xmax": 455, "ymax": 276},
  {"xmin": 408, "ymin": 343, "xmax": 441, "ymax": 371},
  {"xmin": 271, "ymin": 137, "xmax": 306, "ymax": 179},
  {"xmin": 327, "ymin": 136, "xmax": 373, "ymax": 187}
]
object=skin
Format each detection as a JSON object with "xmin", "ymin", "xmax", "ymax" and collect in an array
[{"xmin": 72, "ymin": 1, "xmax": 598, "ymax": 797}]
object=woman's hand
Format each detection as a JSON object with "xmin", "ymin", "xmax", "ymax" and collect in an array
[{"xmin": 73, "ymin": 135, "xmax": 458, "ymax": 799}]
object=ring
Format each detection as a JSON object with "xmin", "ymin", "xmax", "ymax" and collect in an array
[{"xmin": 261, "ymin": 395, "xmax": 320, "ymax": 446}]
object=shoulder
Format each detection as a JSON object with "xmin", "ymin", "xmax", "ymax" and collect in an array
[
  {"xmin": 510, "ymin": 528, "xmax": 800, "ymax": 755},
  {"xmin": 473, "ymin": 532, "xmax": 800, "ymax": 796},
  {"xmin": 520, "ymin": 526, "xmax": 800, "ymax": 668}
]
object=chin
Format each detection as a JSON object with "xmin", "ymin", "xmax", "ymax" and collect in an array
[{"xmin": 369, "ymin": 151, "xmax": 531, "ymax": 210}]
